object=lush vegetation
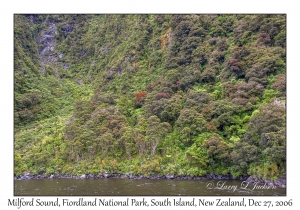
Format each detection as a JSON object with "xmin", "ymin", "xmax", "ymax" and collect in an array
[{"xmin": 14, "ymin": 14, "xmax": 286, "ymax": 180}]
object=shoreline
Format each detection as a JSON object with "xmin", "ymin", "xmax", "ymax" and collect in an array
[{"xmin": 14, "ymin": 172, "xmax": 286, "ymax": 188}]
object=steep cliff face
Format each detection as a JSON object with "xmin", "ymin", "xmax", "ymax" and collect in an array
[
  {"xmin": 14, "ymin": 14, "xmax": 286, "ymax": 179},
  {"xmin": 38, "ymin": 22, "xmax": 57, "ymax": 76}
]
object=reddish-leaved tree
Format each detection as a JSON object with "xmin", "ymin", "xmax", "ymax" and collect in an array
[{"xmin": 135, "ymin": 91, "xmax": 147, "ymax": 101}]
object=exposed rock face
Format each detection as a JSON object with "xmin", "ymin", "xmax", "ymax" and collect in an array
[
  {"xmin": 23, "ymin": 172, "xmax": 31, "ymax": 176},
  {"xmin": 39, "ymin": 24, "xmax": 56, "ymax": 55},
  {"xmin": 273, "ymin": 98, "xmax": 286, "ymax": 108},
  {"xmin": 37, "ymin": 23, "xmax": 61, "ymax": 79},
  {"xmin": 103, "ymin": 172, "xmax": 110, "ymax": 178},
  {"xmin": 166, "ymin": 174, "xmax": 174, "ymax": 179},
  {"xmin": 246, "ymin": 175, "xmax": 286, "ymax": 188},
  {"xmin": 18, "ymin": 172, "xmax": 32, "ymax": 180},
  {"xmin": 274, "ymin": 178, "xmax": 286, "ymax": 188},
  {"xmin": 13, "ymin": 172, "xmax": 286, "ymax": 188}
]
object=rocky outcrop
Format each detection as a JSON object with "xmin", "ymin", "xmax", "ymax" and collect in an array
[
  {"xmin": 103, "ymin": 172, "xmax": 110, "ymax": 178},
  {"xmin": 245, "ymin": 174, "xmax": 286, "ymax": 188},
  {"xmin": 166, "ymin": 174, "xmax": 174, "ymax": 179},
  {"xmin": 37, "ymin": 22, "xmax": 64, "ymax": 79},
  {"xmin": 14, "ymin": 171, "xmax": 286, "ymax": 188},
  {"xmin": 38, "ymin": 23, "xmax": 57, "ymax": 76}
]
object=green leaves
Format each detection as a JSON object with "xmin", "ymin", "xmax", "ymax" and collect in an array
[
  {"xmin": 14, "ymin": 14, "xmax": 286, "ymax": 178},
  {"xmin": 175, "ymin": 108, "xmax": 207, "ymax": 145}
]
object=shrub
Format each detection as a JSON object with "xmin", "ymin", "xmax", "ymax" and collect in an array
[
  {"xmin": 135, "ymin": 91, "xmax": 147, "ymax": 101},
  {"xmin": 271, "ymin": 74, "xmax": 286, "ymax": 92},
  {"xmin": 154, "ymin": 92, "xmax": 171, "ymax": 100}
]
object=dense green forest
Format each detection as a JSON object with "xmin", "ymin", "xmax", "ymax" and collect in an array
[{"xmin": 14, "ymin": 14, "xmax": 286, "ymax": 180}]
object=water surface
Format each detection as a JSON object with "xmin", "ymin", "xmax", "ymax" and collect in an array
[{"xmin": 14, "ymin": 179, "xmax": 286, "ymax": 196}]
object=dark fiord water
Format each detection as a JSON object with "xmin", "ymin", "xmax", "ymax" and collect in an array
[{"xmin": 14, "ymin": 179, "xmax": 286, "ymax": 196}]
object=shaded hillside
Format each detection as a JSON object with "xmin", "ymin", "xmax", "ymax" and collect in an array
[{"xmin": 14, "ymin": 14, "xmax": 286, "ymax": 179}]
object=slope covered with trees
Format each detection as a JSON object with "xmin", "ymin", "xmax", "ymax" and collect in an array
[{"xmin": 14, "ymin": 14, "xmax": 286, "ymax": 180}]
